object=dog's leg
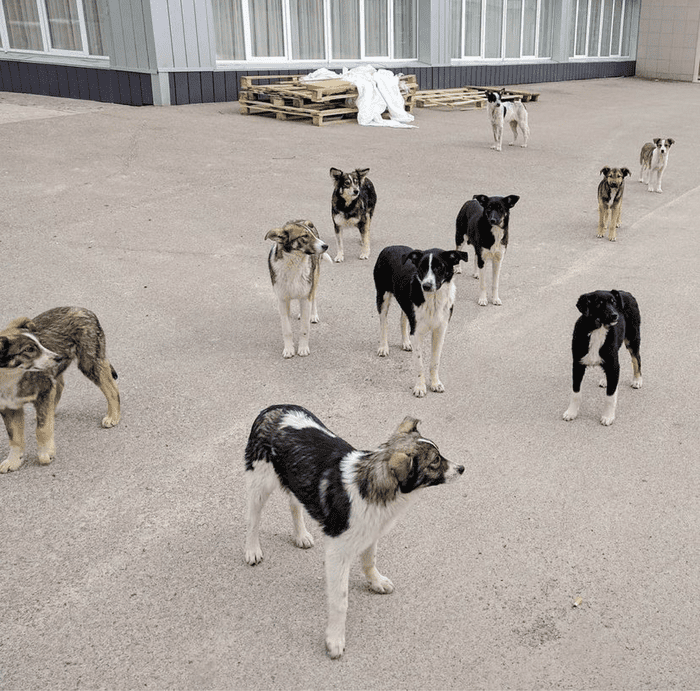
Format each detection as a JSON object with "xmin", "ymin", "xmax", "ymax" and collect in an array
[
  {"xmin": 377, "ymin": 293, "xmax": 392, "ymax": 357},
  {"xmin": 361, "ymin": 541, "xmax": 394, "ymax": 593},
  {"xmin": 277, "ymin": 298, "xmax": 296, "ymax": 358},
  {"xmin": 411, "ymin": 326, "xmax": 428, "ymax": 397},
  {"xmin": 0, "ymin": 408, "xmax": 26, "ymax": 473},
  {"xmin": 297, "ymin": 298, "xmax": 312, "ymax": 357},
  {"xmin": 492, "ymin": 123, "xmax": 503, "ymax": 151},
  {"xmin": 625, "ymin": 338, "xmax": 643, "ymax": 389},
  {"xmin": 477, "ymin": 260, "xmax": 489, "ymax": 306},
  {"xmin": 563, "ymin": 363, "xmax": 586, "ymax": 421},
  {"xmin": 429, "ymin": 324, "xmax": 448, "ymax": 393},
  {"xmin": 597, "ymin": 203, "xmax": 608, "ymax": 238},
  {"xmin": 325, "ymin": 539, "xmax": 353, "ymax": 659},
  {"xmin": 508, "ymin": 120, "xmax": 519, "ymax": 147},
  {"xmin": 244, "ymin": 463, "xmax": 277, "ymax": 565},
  {"xmin": 491, "ymin": 252, "xmax": 504, "ymax": 306},
  {"xmin": 95, "ymin": 362, "xmax": 121, "ymax": 427},
  {"xmin": 608, "ymin": 205, "xmax": 620, "ymax": 241},
  {"xmin": 520, "ymin": 115, "xmax": 530, "ymax": 148},
  {"xmin": 289, "ymin": 495, "xmax": 315, "ymax": 549},
  {"xmin": 333, "ymin": 227, "xmax": 344, "ymax": 263},
  {"xmin": 400, "ymin": 312, "xmax": 412, "ymax": 351},
  {"xmin": 359, "ymin": 214, "xmax": 371, "ymax": 260},
  {"xmin": 34, "ymin": 389, "xmax": 57, "ymax": 465},
  {"xmin": 600, "ymin": 362, "xmax": 620, "ymax": 425},
  {"xmin": 454, "ymin": 241, "xmax": 467, "ymax": 274},
  {"xmin": 310, "ymin": 263, "xmax": 320, "ymax": 324}
]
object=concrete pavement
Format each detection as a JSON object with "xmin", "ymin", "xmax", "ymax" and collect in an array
[{"xmin": 1, "ymin": 76, "xmax": 699, "ymax": 689}]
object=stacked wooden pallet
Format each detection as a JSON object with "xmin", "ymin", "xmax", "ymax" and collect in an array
[
  {"xmin": 415, "ymin": 86, "xmax": 540, "ymax": 110},
  {"xmin": 238, "ymin": 74, "xmax": 418, "ymax": 126}
]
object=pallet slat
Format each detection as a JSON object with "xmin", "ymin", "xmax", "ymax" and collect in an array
[{"xmin": 415, "ymin": 85, "xmax": 540, "ymax": 110}]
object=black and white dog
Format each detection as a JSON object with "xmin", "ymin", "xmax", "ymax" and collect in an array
[
  {"xmin": 330, "ymin": 167, "xmax": 377, "ymax": 262},
  {"xmin": 639, "ymin": 138, "xmax": 674, "ymax": 193},
  {"xmin": 244, "ymin": 404, "xmax": 464, "ymax": 658},
  {"xmin": 486, "ymin": 89, "xmax": 530, "ymax": 151},
  {"xmin": 374, "ymin": 245, "xmax": 468, "ymax": 397},
  {"xmin": 563, "ymin": 290, "xmax": 642, "ymax": 426},
  {"xmin": 455, "ymin": 194, "xmax": 520, "ymax": 306}
]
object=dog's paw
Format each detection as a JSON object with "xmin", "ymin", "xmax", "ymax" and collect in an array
[
  {"xmin": 297, "ymin": 346, "xmax": 310, "ymax": 357},
  {"xmin": 102, "ymin": 414, "xmax": 120, "ymax": 428},
  {"xmin": 632, "ymin": 377, "xmax": 643, "ymax": 389},
  {"xmin": 37, "ymin": 445, "xmax": 55, "ymax": 465},
  {"xmin": 478, "ymin": 295, "xmax": 489, "ymax": 306},
  {"xmin": 334, "ymin": 253, "xmax": 344, "ymax": 263},
  {"xmin": 311, "ymin": 315, "xmax": 319, "ymax": 324},
  {"xmin": 600, "ymin": 413, "xmax": 615, "ymax": 426},
  {"xmin": 492, "ymin": 297, "xmax": 502, "ymax": 306},
  {"xmin": 0, "ymin": 452, "xmax": 24, "ymax": 474},
  {"xmin": 368, "ymin": 573, "xmax": 395, "ymax": 594},
  {"xmin": 562, "ymin": 409, "xmax": 578, "ymax": 422},
  {"xmin": 413, "ymin": 383, "xmax": 427, "ymax": 398},
  {"xmin": 520, "ymin": 144, "xmax": 527, "ymax": 148},
  {"xmin": 282, "ymin": 346, "xmax": 295, "ymax": 358},
  {"xmin": 326, "ymin": 634, "xmax": 345, "ymax": 659},
  {"xmin": 608, "ymin": 237, "xmax": 616, "ymax": 242},
  {"xmin": 401, "ymin": 341, "xmax": 412, "ymax": 352},
  {"xmin": 377, "ymin": 345, "xmax": 389, "ymax": 357},
  {"xmin": 454, "ymin": 265, "xmax": 462, "ymax": 274},
  {"xmin": 430, "ymin": 380, "xmax": 445, "ymax": 393},
  {"xmin": 245, "ymin": 546, "xmax": 264, "ymax": 566},
  {"xmin": 294, "ymin": 531, "xmax": 314, "ymax": 549},
  {"xmin": 359, "ymin": 252, "xmax": 369, "ymax": 260},
  {"xmin": 596, "ymin": 231, "xmax": 604, "ymax": 238}
]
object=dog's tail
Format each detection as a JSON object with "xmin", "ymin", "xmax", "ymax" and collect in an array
[{"xmin": 110, "ymin": 364, "xmax": 118, "ymax": 381}]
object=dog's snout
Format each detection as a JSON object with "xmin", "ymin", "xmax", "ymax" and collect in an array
[
  {"xmin": 456, "ymin": 465, "xmax": 465, "ymax": 475},
  {"xmin": 321, "ymin": 243, "xmax": 328, "ymax": 252}
]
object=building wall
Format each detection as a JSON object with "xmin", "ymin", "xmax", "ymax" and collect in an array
[{"xmin": 636, "ymin": 0, "xmax": 700, "ymax": 81}]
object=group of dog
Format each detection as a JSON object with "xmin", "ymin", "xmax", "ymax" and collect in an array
[{"xmin": 0, "ymin": 88, "xmax": 671, "ymax": 660}]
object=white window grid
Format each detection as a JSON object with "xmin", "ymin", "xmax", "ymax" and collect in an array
[
  {"xmin": 0, "ymin": 0, "xmax": 93, "ymax": 57},
  {"xmin": 572, "ymin": 0, "xmax": 628, "ymax": 58}
]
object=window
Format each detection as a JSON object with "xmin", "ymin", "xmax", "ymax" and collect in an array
[
  {"xmin": 213, "ymin": 0, "xmax": 417, "ymax": 62},
  {"xmin": 572, "ymin": 0, "xmax": 632, "ymax": 57},
  {"xmin": 460, "ymin": 0, "xmax": 554, "ymax": 59},
  {"xmin": 0, "ymin": 0, "xmax": 104, "ymax": 55}
]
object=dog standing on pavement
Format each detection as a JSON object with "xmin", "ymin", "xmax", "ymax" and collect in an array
[
  {"xmin": 485, "ymin": 89, "xmax": 530, "ymax": 151},
  {"xmin": 639, "ymin": 138, "xmax": 674, "ymax": 193},
  {"xmin": 455, "ymin": 194, "xmax": 519, "ymax": 306},
  {"xmin": 563, "ymin": 290, "xmax": 642, "ymax": 426},
  {"xmin": 0, "ymin": 306, "xmax": 121, "ymax": 473},
  {"xmin": 265, "ymin": 220, "xmax": 330, "ymax": 359},
  {"xmin": 374, "ymin": 245, "xmax": 468, "ymax": 397},
  {"xmin": 330, "ymin": 167, "xmax": 377, "ymax": 262},
  {"xmin": 244, "ymin": 403, "xmax": 464, "ymax": 658},
  {"xmin": 597, "ymin": 166, "xmax": 631, "ymax": 241}
]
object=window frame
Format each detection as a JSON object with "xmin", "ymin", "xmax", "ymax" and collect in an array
[{"xmin": 572, "ymin": 0, "xmax": 628, "ymax": 58}]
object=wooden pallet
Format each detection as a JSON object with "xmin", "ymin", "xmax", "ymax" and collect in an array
[
  {"xmin": 415, "ymin": 86, "xmax": 540, "ymax": 110},
  {"xmin": 239, "ymin": 73, "xmax": 418, "ymax": 126}
]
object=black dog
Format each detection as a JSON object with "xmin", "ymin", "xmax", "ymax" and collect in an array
[
  {"xmin": 455, "ymin": 194, "xmax": 519, "ymax": 306},
  {"xmin": 563, "ymin": 290, "xmax": 642, "ymax": 426},
  {"xmin": 330, "ymin": 167, "xmax": 377, "ymax": 262},
  {"xmin": 374, "ymin": 245, "xmax": 468, "ymax": 397}
]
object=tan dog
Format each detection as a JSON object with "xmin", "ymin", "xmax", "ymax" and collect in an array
[
  {"xmin": 597, "ymin": 167, "xmax": 630, "ymax": 241},
  {"xmin": 0, "ymin": 307, "xmax": 121, "ymax": 473},
  {"xmin": 265, "ymin": 220, "xmax": 330, "ymax": 358}
]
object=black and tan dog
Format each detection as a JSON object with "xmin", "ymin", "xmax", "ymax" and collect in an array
[
  {"xmin": 597, "ymin": 167, "xmax": 631, "ymax": 241},
  {"xmin": 265, "ymin": 220, "xmax": 330, "ymax": 359},
  {"xmin": 0, "ymin": 307, "xmax": 121, "ymax": 473},
  {"xmin": 563, "ymin": 290, "xmax": 642, "ymax": 426},
  {"xmin": 330, "ymin": 167, "xmax": 377, "ymax": 262},
  {"xmin": 244, "ymin": 404, "xmax": 464, "ymax": 658}
]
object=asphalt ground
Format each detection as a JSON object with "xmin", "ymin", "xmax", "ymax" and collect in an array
[{"xmin": 1, "ymin": 76, "xmax": 699, "ymax": 690}]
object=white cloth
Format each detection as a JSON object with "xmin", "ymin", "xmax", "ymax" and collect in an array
[{"xmin": 301, "ymin": 66, "xmax": 416, "ymax": 128}]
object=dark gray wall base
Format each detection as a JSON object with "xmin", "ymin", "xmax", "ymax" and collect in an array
[
  {"xmin": 0, "ymin": 60, "xmax": 153, "ymax": 105},
  {"xmin": 169, "ymin": 61, "xmax": 636, "ymax": 106}
]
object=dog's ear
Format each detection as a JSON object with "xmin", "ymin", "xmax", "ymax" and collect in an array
[
  {"xmin": 264, "ymin": 228, "xmax": 288, "ymax": 243},
  {"xmin": 6, "ymin": 317, "xmax": 34, "ymax": 331},
  {"xmin": 504, "ymin": 195, "xmax": 520, "ymax": 208},
  {"xmin": 403, "ymin": 250, "xmax": 423, "ymax": 266},
  {"xmin": 600, "ymin": 167, "xmax": 611, "ymax": 177},
  {"xmin": 498, "ymin": 88, "xmax": 505, "ymax": 96},
  {"xmin": 611, "ymin": 290, "xmax": 626, "ymax": 311},
  {"xmin": 394, "ymin": 416, "xmax": 420, "ymax": 436},
  {"xmin": 667, "ymin": 138, "xmax": 675, "ymax": 146},
  {"xmin": 330, "ymin": 167, "xmax": 343, "ymax": 180},
  {"xmin": 654, "ymin": 138, "xmax": 661, "ymax": 146},
  {"xmin": 355, "ymin": 168, "xmax": 370, "ymax": 181},
  {"xmin": 576, "ymin": 293, "xmax": 591, "ymax": 315},
  {"xmin": 621, "ymin": 167, "xmax": 631, "ymax": 178},
  {"xmin": 473, "ymin": 194, "xmax": 490, "ymax": 207},
  {"xmin": 442, "ymin": 250, "xmax": 469, "ymax": 266}
]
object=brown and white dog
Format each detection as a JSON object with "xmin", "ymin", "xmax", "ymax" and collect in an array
[
  {"xmin": 265, "ymin": 220, "xmax": 331, "ymax": 358},
  {"xmin": 244, "ymin": 404, "xmax": 464, "ymax": 658},
  {"xmin": 485, "ymin": 89, "xmax": 530, "ymax": 151},
  {"xmin": 639, "ymin": 138, "xmax": 674, "ymax": 193},
  {"xmin": 597, "ymin": 167, "xmax": 631, "ymax": 241},
  {"xmin": 330, "ymin": 167, "xmax": 377, "ymax": 262},
  {"xmin": 0, "ymin": 306, "xmax": 121, "ymax": 473}
]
